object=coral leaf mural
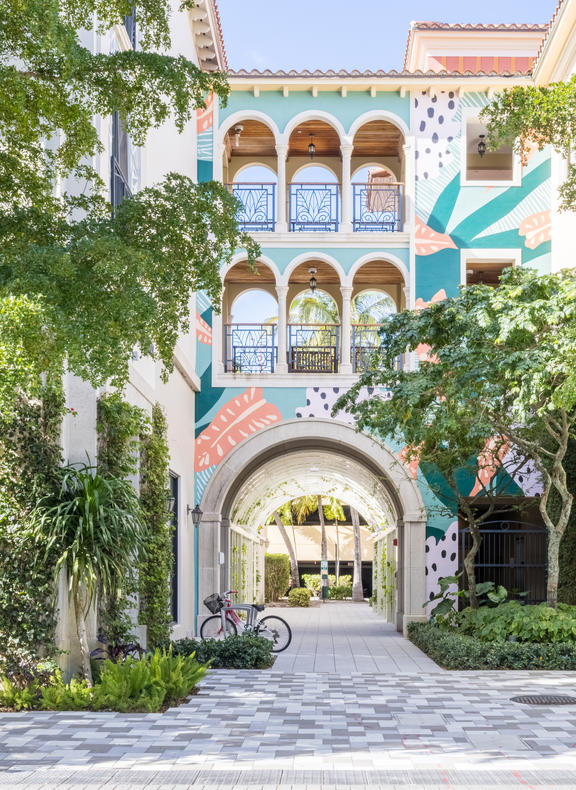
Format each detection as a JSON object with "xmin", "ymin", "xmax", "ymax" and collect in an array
[
  {"xmin": 196, "ymin": 92, "xmax": 214, "ymax": 133},
  {"xmin": 469, "ymin": 436, "xmax": 511, "ymax": 497},
  {"xmin": 195, "ymin": 388, "xmax": 282, "ymax": 471},
  {"xmin": 415, "ymin": 217, "xmax": 457, "ymax": 256},
  {"xmin": 399, "ymin": 444, "xmax": 421, "ymax": 479},
  {"xmin": 414, "ymin": 290, "xmax": 447, "ymax": 311},
  {"xmin": 519, "ymin": 210, "xmax": 552, "ymax": 250},
  {"xmin": 196, "ymin": 311, "xmax": 212, "ymax": 345}
]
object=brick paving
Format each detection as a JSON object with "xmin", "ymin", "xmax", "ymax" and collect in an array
[{"xmin": 1, "ymin": 602, "xmax": 576, "ymax": 788}]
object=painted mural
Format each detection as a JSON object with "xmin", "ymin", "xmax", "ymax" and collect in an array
[{"xmin": 195, "ymin": 86, "xmax": 551, "ymax": 604}]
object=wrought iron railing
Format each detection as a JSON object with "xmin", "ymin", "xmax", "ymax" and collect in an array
[
  {"xmin": 288, "ymin": 324, "xmax": 339, "ymax": 373},
  {"xmin": 352, "ymin": 325, "xmax": 403, "ymax": 373},
  {"xmin": 289, "ymin": 183, "xmax": 339, "ymax": 232},
  {"xmin": 352, "ymin": 183, "xmax": 403, "ymax": 232},
  {"xmin": 224, "ymin": 324, "xmax": 277, "ymax": 374},
  {"xmin": 226, "ymin": 183, "xmax": 276, "ymax": 232},
  {"xmin": 110, "ymin": 156, "xmax": 132, "ymax": 211},
  {"xmin": 460, "ymin": 521, "xmax": 547, "ymax": 604}
]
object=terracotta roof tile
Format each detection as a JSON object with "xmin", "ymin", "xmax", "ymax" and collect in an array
[
  {"xmin": 228, "ymin": 68, "xmax": 531, "ymax": 79},
  {"xmin": 211, "ymin": 0, "xmax": 228, "ymax": 71},
  {"xmin": 535, "ymin": 0, "xmax": 566, "ymax": 64}
]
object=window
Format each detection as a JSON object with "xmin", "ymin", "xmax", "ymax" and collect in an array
[
  {"xmin": 169, "ymin": 472, "xmax": 179, "ymax": 623},
  {"xmin": 460, "ymin": 249, "xmax": 521, "ymax": 287},
  {"xmin": 111, "ymin": 112, "xmax": 131, "ymax": 210},
  {"xmin": 463, "ymin": 114, "xmax": 516, "ymax": 185}
]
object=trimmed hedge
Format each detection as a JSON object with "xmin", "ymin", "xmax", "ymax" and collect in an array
[
  {"xmin": 328, "ymin": 585, "xmax": 352, "ymax": 600},
  {"xmin": 288, "ymin": 587, "xmax": 311, "ymax": 607},
  {"xmin": 265, "ymin": 554, "xmax": 290, "ymax": 602},
  {"xmin": 169, "ymin": 634, "xmax": 275, "ymax": 669},
  {"xmin": 408, "ymin": 622, "xmax": 576, "ymax": 670}
]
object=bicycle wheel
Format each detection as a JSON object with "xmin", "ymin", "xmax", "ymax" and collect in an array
[
  {"xmin": 200, "ymin": 615, "xmax": 237, "ymax": 640},
  {"xmin": 257, "ymin": 616, "xmax": 292, "ymax": 652}
]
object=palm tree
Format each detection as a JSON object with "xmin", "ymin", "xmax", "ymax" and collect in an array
[
  {"xmin": 350, "ymin": 506, "xmax": 364, "ymax": 601},
  {"xmin": 31, "ymin": 465, "xmax": 145, "ymax": 685},
  {"xmin": 271, "ymin": 504, "xmax": 300, "ymax": 588},
  {"xmin": 289, "ymin": 291, "xmax": 339, "ymax": 324},
  {"xmin": 323, "ymin": 499, "xmax": 345, "ymax": 582},
  {"xmin": 352, "ymin": 290, "xmax": 396, "ymax": 324}
]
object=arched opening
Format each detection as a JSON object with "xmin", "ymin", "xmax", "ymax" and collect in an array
[
  {"xmin": 223, "ymin": 119, "xmax": 277, "ymax": 231},
  {"xmin": 351, "ymin": 260, "xmax": 406, "ymax": 372},
  {"xmin": 287, "ymin": 260, "xmax": 342, "ymax": 373},
  {"xmin": 222, "ymin": 260, "xmax": 278, "ymax": 374},
  {"xmin": 197, "ymin": 420, "xmax": 428, "ymax": 633},
  {"xmin": 352, "ymin": 120, "xmax": 405, "ymax": 231},
  {"xmin": 288, "ymin": 121, "xmax": 342, "ymax": 231}
]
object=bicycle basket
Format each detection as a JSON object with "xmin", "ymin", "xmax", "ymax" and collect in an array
[{"xmin": 203, "ymin": 593, "xmax": 223, "ymax": 614}]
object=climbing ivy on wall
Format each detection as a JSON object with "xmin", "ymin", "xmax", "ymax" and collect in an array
[
  {"xmin": 0, "ymin": 385, "xmax": 65, "ymax": 675},
  {"xmin": 96, "ymin": 393, "xmax": 147, "ymax": 645},
  {"xmin": 138, "ymin": 403, "xmax": 173, "ymax": 648}
]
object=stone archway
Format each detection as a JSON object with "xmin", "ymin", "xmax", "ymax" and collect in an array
[{"xmin": 199, "ymin": 419, "xmax": 427, "ymax": 634}]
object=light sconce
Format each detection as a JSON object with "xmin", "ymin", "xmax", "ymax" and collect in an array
[
  {"xmin": 233, "ymin": 124, "xmax": 244, "ymax": 148},
  {"xmin": 308, "ymin": 266, "xmax": 317, "ymax": 292},
  {"xmin": 477, "ymin": 134, "xmax": 486, "ymax": 158},
  {"xmin": 187, "ymin": 504, "xmax": 203, "ymax": 525},
  {"xmin": 308, "ymin": 133, "xmax": 316, "ymax": 160}
]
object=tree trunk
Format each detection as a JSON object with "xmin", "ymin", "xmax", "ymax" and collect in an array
[
  {"xmin": 547, "ymin": 529, "xmax": 561, "ymax": 608},
  {"xmin": 351, "ymin": 507, "xmax": 364, "ymax": 601},
  {"xmin": 273, "ymin": 510, "xmax": 300, "ymax": 588},
  {"xmin": 335, "ymin": 520, "xmax": 340, "ymax": 583},
  {"xmin": 73, "ymin": 581, "xmax": 93, "ymax": 686},
  {"xmin": 463, "ymin": 525, "xmax": 482, "ymax": 610},
  {"xmin": 318, "ymin": 495, "xmax": 328, "ymax": 597}
]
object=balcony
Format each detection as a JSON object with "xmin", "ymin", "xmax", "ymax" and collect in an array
[
  {"xmin": 227, "ymin": 183, "xmax": 276, "ymax": 232},
  {"xmin": 224, "ymin": 324, "xmax": 277, "ymax": 374},
  {"xmin": 289, "ymin": 183, "xmax": 339, "ymax": 232},
  {"xmin": 288, "ymin": 324, "xmax": 340, "ymax": 373},
  {"xmin": 352, "ymin": 183, "xmax": 403, "ymax": 232},
  {"xmin": 352, "ymin": 324, "xmax": 403, "ymax": 373}
]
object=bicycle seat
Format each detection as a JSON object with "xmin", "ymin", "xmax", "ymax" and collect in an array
[{"xmin": 253, "ymin": 603, "xmax": 265, "ymax": 612}]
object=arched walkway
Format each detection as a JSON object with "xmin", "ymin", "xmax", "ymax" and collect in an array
[{"xmin": 199, "ymin": 419, "xmax": 428, "ymax": 633}]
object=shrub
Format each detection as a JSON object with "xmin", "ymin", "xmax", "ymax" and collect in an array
[
  {"xmin": 408, "ymin": 622, "xmax": 576, "ymax": 670},
  {"xmin": 328, "ymin": 585, "xmax": 352, "ymax": 600},
  {"xmin": 301, "ymin": 574, "xmax": 351, "ymax": 595},
  {"xmin": 455, "ymin": 602, "xmax": 576, "ymax": 644},
  {"xmin": 265, "ymin": 554, "xmax": 290, "ymax": 601},
  {"xmin": 288, "ymin": 588, "xmax": 311, "ymax": 607},
  {"xmin": 169, "ymin": 634, "xmax": 275, "ymax": 669},
  {"xmin": 0, "ymin": 675, "xmax": 39, "ymax": 711},
  {"xmin": 41, "ymin": 674, "xmax": 92, "ymax": 711}
]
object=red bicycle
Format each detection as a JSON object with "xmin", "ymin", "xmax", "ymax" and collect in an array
[{"xmin": 200, "ymin": 590, "xmax": 292, "ymax": 652}]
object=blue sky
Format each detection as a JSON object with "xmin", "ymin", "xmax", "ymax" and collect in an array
[{"xmin": 217, "ymin": 0, "xmax": 558, "ymax": 72}]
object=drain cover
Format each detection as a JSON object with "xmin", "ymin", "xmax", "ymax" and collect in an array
[{"xmin": 511, "ymin": 695, "xmax": 576, "ymax": 705}]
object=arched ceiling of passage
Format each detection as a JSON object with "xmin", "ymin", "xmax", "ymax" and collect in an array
[
  {"xmin": 289, "ymin": 260, "xmax": 341, "ymax": 286},
  {"xmin": 230, "ymin": 449, "xmax": 398, "ymax": 533},
  {"xmin": 352, "ymin": 120, "xmax": 405, "ymax": 159},
  {"xmin": 226, "ymin": 120, "xmax": 276, "ymax": 159},
  {"xmin": 353, "ymin": 260, "xmax": 405, "ymax": 286},
  {"xmin": 224, "ymin": 260, "xmax": 276, "ymax": 285},
  {"xmin": 288, "ymin": 121, "xmax": 341, "ymax": 158}
]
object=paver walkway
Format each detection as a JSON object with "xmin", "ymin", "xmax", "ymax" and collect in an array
[
  {"xmin": 271, "ymin": 601, "xmax": 438, "ymax": 673},
  {"xmin": 2, "ymin": 602, "xmax": 576, "ymax": 789}
]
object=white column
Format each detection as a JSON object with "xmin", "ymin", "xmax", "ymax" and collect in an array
[
  {"xmin": 403, "ymin": 136, "xmax": 415, "ymax": 233},
  {"xmin": 402, "ymin": 518, "xmax": 428, "ymax": 635},
  {"xmin": 275, "ymin": 284, "xmax": 288, "ymax": 374},
  {"xmin": 213, "ymin": 141, "xmax": 224, "ymax": 183},
  {"xmin": 340, "ymin": 144, "xmax": 353, "ymax": 233},
  {"xmin": 276, "ymin": 143, "xmax": 288, "ymax": 233},
  {"xmin": 340, "ymin": 285, "xmax": 352, "ymax": 374},
  {"xmin": 214, "ymin": 285, "xmax": 225, "ymax": 375}
]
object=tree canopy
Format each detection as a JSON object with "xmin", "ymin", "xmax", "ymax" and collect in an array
[
  {"xmin": 0, "ymin": 0, "xmax": 259, "ymax": 413},
  {"xmin": 336, "ymin": 267, "xmax": 576, "ymax": 607},
  {"xmin": 481, "ymin": 76, "xmax": 576, "ymax": 210}
]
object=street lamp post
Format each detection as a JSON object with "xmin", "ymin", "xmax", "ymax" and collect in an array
[{"xmin": 188, "ymin": 504, "xmax": 203, "ymax": 635}]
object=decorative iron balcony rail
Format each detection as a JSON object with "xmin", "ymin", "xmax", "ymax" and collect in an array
[
  {"xmin": 352, "ymin": 183, "xmax": 403, "ymax": 232},
  {"xmin": 289, "ymin": 183, "xmax": 339, "ymax": 232},
  {"xmin": 352, "ymin": 324, "xmax": 403, "ymax": 373},
  {"xmin": 226, "ymin": 183, "xmax": 276, "ymax": 232},
  {"xmin": 224, "ymin": 324, "xmax": 277, "ymax": 374},
  {"xmin": 288, "ymin": 324, "xmax": 340, "ymax": 373}
]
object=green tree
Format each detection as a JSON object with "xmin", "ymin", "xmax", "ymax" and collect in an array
[
  {"xmin": 338, "ymin": 267, "xmax": 576, "ymax": 608},
  {"xmin": 30, "ymin": 465, "xmax": 145, "ymax": 684},
  {"xmin": 289, "ymin": 291, "xmax": 339, "ymax": 324},
  {"xmin": 0, "ymin": 0, "xmax": 259, "ymax": 414},
  {"xmin": 271, "ymin": 508, "xmax": 300, "ymax": 589},
  {"xmin": 481, "ymin": 76, "xmax": 576, "ymax": 210}
]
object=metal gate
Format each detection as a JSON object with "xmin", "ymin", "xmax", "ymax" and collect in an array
[{"xmin": 460, "ymin": 521, "xmax": 547, "ymax": 604}]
